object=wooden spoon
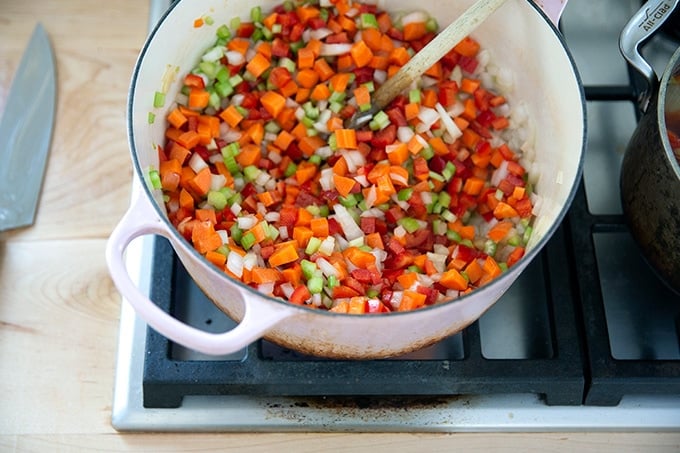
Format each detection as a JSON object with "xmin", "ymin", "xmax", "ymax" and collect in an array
[{"xmin": 347, "ymin": 0, "xmax": 509, "ymax": 129}]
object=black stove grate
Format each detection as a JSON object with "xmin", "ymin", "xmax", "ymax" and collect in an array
[{"xmin": 143, "ymin": 223, "xmax": 585, "ymax": 409}]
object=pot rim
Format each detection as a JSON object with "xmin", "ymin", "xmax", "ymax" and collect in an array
[{"xmin": 126, "ymin": 0, "xmax": 587, "ymax": 318}]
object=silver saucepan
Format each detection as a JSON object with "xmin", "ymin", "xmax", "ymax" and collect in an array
[
  {"xmin": 620, "ymin": 0, "xmax": 680, "ymax": 293},
  {"xmin": 106, "ymin": 0, "xmax": 584, "ymax": 359}
]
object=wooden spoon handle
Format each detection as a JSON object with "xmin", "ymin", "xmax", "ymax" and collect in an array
[{"xmin": 371, "ymin": 0, "xmax": 508, "ymax": 111}]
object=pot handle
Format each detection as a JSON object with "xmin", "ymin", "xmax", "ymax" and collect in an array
[
  {"xmin": 620, "ymin": 0, "xmax": 680, "ymax": 112},
  {"xmin": 105, "ymin": 185, "xmax": 293, "ymax": 356},
  {"xmin": 531, "ymin": 0, "xmax": 569, "ymax": 26}
]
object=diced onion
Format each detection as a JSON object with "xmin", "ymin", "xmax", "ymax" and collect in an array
[
  {"xmin": 401, "ymin": 10, "xmax": 428, "ymax": 25},
  {"xmin": 435, "ymin": 102, "xmax": 462, "ymax": 141},
  {"xmin": 333, "ymin": 204, "xmax": 364, "ymax": 241},
  {"xmin": 225, "ymin": 51, "xmax": 245, "ymax": 66},
  {"xmin": 188, "ymin": 153, "xmax": 208, "ymax": 174},
  {"xmin": 226, "ymin": 252, "xmax": 243, "ymax": 278},
  {"xmin": 320, "ymin": 43, "xmax": 353, "ymax": 56}
]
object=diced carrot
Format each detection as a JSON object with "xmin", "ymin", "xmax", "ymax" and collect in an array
[
  {"xmin": 482, "ymin": 256, "xmax": 502, "ymax": 278},
  {"xmin": 397, "ymin": 271, "xmax": 418, "ymax": 290},
  {"xmin": 295, "ymin": 161, "xmax": 318, "ymax": 184},
  {"xmin": 246, "ymin": 52, "xmax": 270, "ymax": 78},
  {"xmin": 205, "ymin": 250, "xmax": 227, "ymax": 268},
  {"xmin": 296, "ymin": 5, "xmax": 320, "ymax": 23},
  {"xmin": 462, "ymin": 177, "xmax": 485, "ymax": 196},
  {"xmin": 298, "ymin": 135, "xmax": 325, "ymax": 156},
  {"xmin": 464, "ymin": 259, "xmax": 483, "ymax": 284},
  {"xmin": 493, "ymin": 201, "xmax": 519, "ymax": 219},
  {"xmin": 251, "ymin": 267, "xmax": 282, "ymax": 284},
  {"xmin": 268, "ymin": 241, "xmax": 300, "ymax": 267},
  {"xmin": 187, "ymin": 167, "xmax": 212, "ymax": 197},
  {"xmin": 403, "ymin": 21, "xmax": 427, "ymax": 41},
  {"xmin": 460, "ymin": 78, "xmax": 481, "ymax": 94},
  {"xmin": 310, "ymin": 217, "xmax": 329, "ymax": 237},
  {"xmin": 297, "ymin": 47, "xmax": 315, "ymax": 69},
  {"xmin": 195, "ymin": 208, "xmax": 217, "ymax": 223},
  {"xmin": 334, "ymin": 129, "xmax": 357, "ymax": 149},
  {"xmin": 296, "ymin": 68, "xmax": 320, "ymax": 88},
  {"xmin": 273, "ymin": 130, "xmax": 295, "ymax": 151},
  {"xmin": 329, "ymin": 73, "xmax": 351, "ymax": 92},
  {"xmin": 310, "ymin": 83, "xmax": 331, "ymax": 101},
  {"xmin": 330, "ymin": 300, "xmax": 350, "ymax": 313},
  {"xmin": 487, "ymin": 220, "xmax": 513, "ymax": 242},
  {"xmin": 314, "ymin": 58, "xmax": 335, "ymax": 81},
  {"xmin": 235, "ymin": 143, "xmax": 261, "ymax": 167},
  {"xmin": 333, "ymin": 174, "xmax": 357, "ymax": 198},
  {"xmin": 192, "ymin": 220, "xmax": 222, "ymax": 254},
  {"xmin": 506, "ymin": 246, "xmax": 525, "ymax": 267},
  {"xmin": 343, "ymin": 247, "xmax": 376, "ymax": 269},
  {"xmin": 219, "ymin": 105, "xmax": 244, "ymax": 128},
  {"xmin": 386, "ymin": 142, "xmax": 408, "ymax": 165},
  {"xmin": 188, "ymin": 89, "xmax": 210, "ymax": 110},
  {"xmin": 454, "ymin": 36, "xmax": 480, "ymax": 57},
  {"xmin": 260, "ymin": 90, "xmax": 287, "ymax": 118},
  {"xmin": 282, "ymin": 264, "xmax": 302, "ymax": 287},
  {"xmin": 439, "ymin": 268, "xmax": 469, "ymax": 291},
  {"xmin": 167, "ymin": 108, "xmax": 188, "ymax": 129},
  {"xmin": 293, "ymin": 226, "xmax": 314, "ymax": 248},
  {"xmin": 227, "ymin": 38, "xmax": 250, "ymax": 55},
  {"xmin": 399, "ymin": 290, "xmax": 427, "ymax": 311},
  {"xmin": 389, "ymin": 47, "xmax": 410, "ymax": 66},
  {"xmin": 353, "ymin": 85, "xmax": 371, "ymax": 108},
  {"xmin": 365, "ymin": 232, "xmax": 384, "ymax": 250}
]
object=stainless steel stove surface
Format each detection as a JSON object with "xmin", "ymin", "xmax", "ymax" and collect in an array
[{"xmin": 112, "ymin": 0, "xmax": 680, "ymax": 431}]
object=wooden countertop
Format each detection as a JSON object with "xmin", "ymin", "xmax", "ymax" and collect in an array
[{"xmin": 0, "ymin": 0, "xmax": 678, "ymax": 450}]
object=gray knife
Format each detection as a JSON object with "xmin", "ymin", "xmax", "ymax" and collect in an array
[{"xmin": 0, "ymin": 23, "xmax": 56, "ymax": 231}]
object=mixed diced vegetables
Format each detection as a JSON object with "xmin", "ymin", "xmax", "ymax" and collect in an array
[{"xmin": 149, "ymin": 0, "xmax": 537, "ymax": 313}]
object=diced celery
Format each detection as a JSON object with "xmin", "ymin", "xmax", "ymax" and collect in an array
[
  {"xmin": 240, "ymin": 231, "xmax": 256, "ymax": 250},
  {"xmin": 148, "ymin": 169, "xmax": 161, "ymax": 190},
  {"xmin": 284, "ymin": 162, "xmax": 297, "ymax": 178},
  {"xmin": 447, "ymin": 229, "xmax": 462, "ymax": 242},
  {"xmin": 306, "ymin": 237, "xmax": 322, "ymax": 255},
  {"xmin": 397, "ymin": 187, "xmax": 413, "ymax": 201},
  {"xmin": 360, "ymin": 13, "xmax": 378, "ymax": 28},
  {"xmin": 147, "ymin": 112, "xmax": 155, "ymax": 124},
  {"xmin": 398, "ymin": 217, "xmax": 420, "ymax": 234},
  {"xmin": 243, "ymin": 165, "xmax": 261, "ymax": 182},
  {"xmin": 230, "ymin": 223, "xmax": 243, "ymax": 243},
  {"xmin": 523, "ymin": 226, "xmax": 533, "ymax": 245},
  {"xmin": 216, "ymin": 24, "xmax": 231, "ymax": 39},
  {"xmin": 153, "ymin": 91, "xmax": 165, "ymax": 108},
  {"xmin": 369, "ymin": 110, "xmax": 390, "ymax": 130},
  {"xmin": 301, "ymin": 259, "xmax": 317, "ymax": 280},
  {"xmin": 484, "ymin": 239, "xmax": 497, "ymax": 256},
  {"xmin": 251, "ymin": 6, "xmax": 263, "ymax": 22},
  {"xmin": 208, "ymin": 190, "xmax": 228, "ymax": 210},
  {"xmin": 307, "ymin": 276, "xmax": 324, "ymax": 294}
]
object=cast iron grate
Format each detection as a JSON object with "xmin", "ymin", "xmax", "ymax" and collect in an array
[{"xmin": 143, "ymin": 222, "xmax": 585, "ymax": 409}]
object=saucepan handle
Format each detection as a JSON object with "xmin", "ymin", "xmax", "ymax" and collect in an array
[
  {"xmin": 105, "ymin": 186, "xmax": 292, "ymax": 355},
  {"xmin": 620, "ymin": 0, "xmax": 680, "ymax": 112}
]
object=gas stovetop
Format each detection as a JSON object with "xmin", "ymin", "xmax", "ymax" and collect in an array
[{"xmin": 111, "ymin": 0, "xmax": 680, "ymax": 431}]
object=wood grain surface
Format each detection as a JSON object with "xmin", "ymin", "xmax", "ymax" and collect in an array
[{"xmin": 0, "ymin": 0, "xmax": 679, "ymax": 451}]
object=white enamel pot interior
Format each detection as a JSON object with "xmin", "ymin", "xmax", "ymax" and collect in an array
[{"xmin": 107, "ymin": 0, "xmax": 585, "ymax": 359}]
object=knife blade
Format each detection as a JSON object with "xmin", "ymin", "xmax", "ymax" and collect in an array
[{"xmin": 0, "ymin": 23, "xmax": 56, "ymax": 232}]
